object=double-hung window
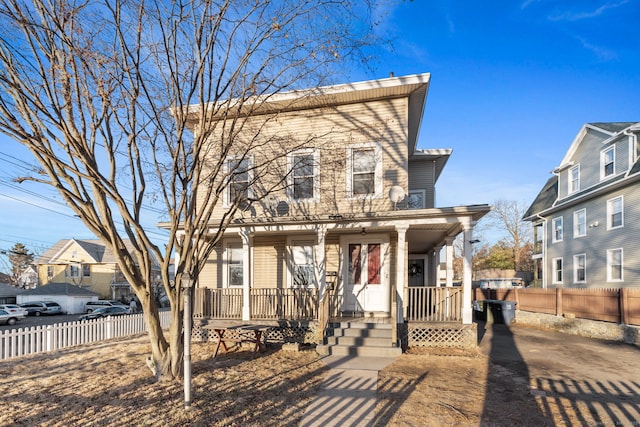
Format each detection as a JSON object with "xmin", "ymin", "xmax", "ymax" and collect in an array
[
  {"xmin": 226, "ymin": 157, "xmax": 252, "ymax": 206},
  {"xmin": 573, "ymin": 209, "xmax": 586, "ymax": 238},
  {"xmin": 552, "ymin": 217, "xmax": 563, "ymax": 242},
  {"xmin": 288, "ymin": 149, "xmax": 319, "ymax": 201},
  {"xmin": 607, "ymin": 196, "xmax": 623, "ymax": 229},
  {"xmin": 573, "ymin": 254, "xmax": 586, "ymax": 283},
  {"xmin": 552, "ymin": 257, "xmax": 563, "ymax": 284},
  {"xmin": 601, "ymin": 147, "xmax": 615, "ymax": 179},
  {"xmin": 607, "ymin": 248, "xmax": 623, "ymax": 282},
  {"xmin": 569, "ymin": 165, "xmax": 580, "ymax": 194},
  {"xmin": 346, "ymin": 143, "xmax": 382, "ymax": 198}
]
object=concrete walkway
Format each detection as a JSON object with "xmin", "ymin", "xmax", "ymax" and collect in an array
[{"xmin": 298, "ymin": 355, "xmax": 398, "ymax": 427}]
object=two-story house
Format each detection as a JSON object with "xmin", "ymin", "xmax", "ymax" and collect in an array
[
  {"xmin": 186, "ymin": 73, "xmax": 490, "ymax": 348},
  {"xmin": 35, "ymin": 239, "xmax": 161, "ymax": 301},
  {"xmin": 524, "ymin": 122, "xmax": 640, "ymax": 288}
]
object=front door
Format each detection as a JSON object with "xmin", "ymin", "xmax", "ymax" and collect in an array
[{"xmin": 341, "ymin": 235, "xmax": 389, "ymax": 314}]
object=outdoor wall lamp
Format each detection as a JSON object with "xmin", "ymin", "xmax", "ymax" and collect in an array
[
  {"xmin": 468, "ymin": 239, "xmax": 480, "ymax": 244},
  {"xmin": 361, "ymin": 228, "xmax": 367, "ymax": 235}
]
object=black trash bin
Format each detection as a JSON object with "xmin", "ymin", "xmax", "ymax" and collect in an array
[{"xmin": 485, "ymin": 300, "xmax": 517, "ymax": 324}]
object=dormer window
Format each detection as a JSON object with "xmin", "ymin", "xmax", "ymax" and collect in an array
[
  {"xmin": 601, "ymin": 147, "xmax": 615, "ymax": 179},
  {"xmin": 569, "ymin": 165, "xmax": 580, "ymax": 194}
]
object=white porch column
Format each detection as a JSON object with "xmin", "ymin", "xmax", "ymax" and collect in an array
[
  {"xmin": 445, "ymin": 237, "xmax": 454, "ymax": 287},
  {"xmin": 240, "ymin": 229, "xmax": 252, "ymax": 321},
  {"xmin": 315, "ymin": 225, "xmax": 327, "ymax": 298},
  {"xmin": 433, "ymin": 245, "xmax": 443, "ymax": 287},
  {"xmin": 462, "ymin": 226, "xmax": 475, "ymax": 324},
  {"xmin": 395, "ymin": 225, "xmax": 408, "ymax": 323}
]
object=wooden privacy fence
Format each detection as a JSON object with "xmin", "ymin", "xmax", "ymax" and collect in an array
[
  {"xmin": 194, "ymin": 288, "xmax": 319, "ymax": 320},
  {"xmin": 474, "ymin": 288, "xmax": 640, "ymax": 326},
  {"xmin": 406, "ymin": 287, "xmax": 463, "ymax": 322},
  {"xmin": 0, "ymin": 311, "xmax": 171, "ymax": 360}
]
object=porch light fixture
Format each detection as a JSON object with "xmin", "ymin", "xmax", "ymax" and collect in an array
[
  {"xmin": 468, "ymin": 239, "xmax": 480, "ymax": 244},
  {"xmin": 361, "ymin": 228, "xmax": 367, "ymax": 235}
]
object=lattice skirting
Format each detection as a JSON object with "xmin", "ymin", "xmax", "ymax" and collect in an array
[
  {"xmin": 404, "ymin": 322, "xmax": 477, "ymax": 349},
  {"xmin": 192, "ymin": 320, "xmax": 319, "ymax": 345}
]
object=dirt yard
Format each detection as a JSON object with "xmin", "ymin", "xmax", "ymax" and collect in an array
[{"xmin": 0, "ymin": 323, "xmax": 638, "ymax": 426}]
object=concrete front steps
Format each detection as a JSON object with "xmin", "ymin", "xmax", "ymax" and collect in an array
[{"xmin": 316, "ymin": 321, "xmax": 402, "ymax": 357}]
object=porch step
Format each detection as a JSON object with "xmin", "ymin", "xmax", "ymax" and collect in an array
[{"xmin": 317, "ymin": 321, "xmax": 401, "ymax": 358}]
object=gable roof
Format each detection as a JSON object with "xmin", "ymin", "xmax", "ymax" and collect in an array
[
  {"xmin": 35, "ymin": 239, "xmax": 159, "ymax": 267},
  {"xmin": 524, "ymin": 121, "xmax": 640, "ymax": 221},
  {"xmin": 19, "ymin": 282, "xmax": 98, "ymax": 296}
]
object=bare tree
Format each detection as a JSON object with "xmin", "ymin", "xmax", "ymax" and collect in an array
[
  {"xmin": 483, "ymin": 199, "xmax": 532, "ymax": 271},
  {"xmin": 0, "ymin": 0, "xmax": 382, "ymax": 380}
]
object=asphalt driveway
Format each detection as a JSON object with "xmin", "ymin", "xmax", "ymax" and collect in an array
[{"xmin": 477, "ymin": 321, "xmax": 640, "ymax": 426}]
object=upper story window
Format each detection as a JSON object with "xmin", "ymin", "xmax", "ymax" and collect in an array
[
  {"xmin": 288, "ymin": 149, "xmax": 319, "ymax": 201},
  {"xmin": 573, "ymin": 254, "xmax": 586, "ymax": 283},
  {"xmin": 83, "ymin": 264, "xmax": 91, "ymax": 277},
  {"xmin": 607, "ymin": 196, "xmax": 623, "ymax": 229},
  {"xmin": 607, "ymin": 248, "xmax": 623, "ymax": 282},
  {"xmin": 573, "ymin": 209, "xmax": 586, "ymax": 238},
  {"xmin": 225, "ymin": 157, "xmax": 253, "ymax": 206},
  {"xmin": 346, "ymin": 143, "xmax": 382, "ymax": 198},
  {"xmin": 552, "ymin": 217, "xmax": 563, "ymax": 242},
  {"xmin": 601, "ymin": 147, "xmax": 615, "ymax": 179},
  {"xmin": 47, "ymin": 266, "xmax": 54, "ymax": 278},
  {"xmin": 569, "ymin": 165, "xmax": 580, "ymax": 194},
  {"xmin": 552, "ymin": 257, "xmax": 563, "ymax": 284}
]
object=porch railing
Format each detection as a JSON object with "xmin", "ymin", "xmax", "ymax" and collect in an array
[
  {"xmin": 251, "ymin": 288, "xmax": 318, "ymax": 320},
  {"xmin": 194, "ymin": 288, "xmax": 318, "ymax": 320},
  {"xmin": 406, "ymin": 286, "xmax": 463, "ymax": 322}
]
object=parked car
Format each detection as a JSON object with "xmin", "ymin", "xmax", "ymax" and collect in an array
[
  {"xmin": 84, "ymin": 300, "xmax": 130, "ymax": 314},
  {"xmin": 0, "ymin": 308, "xmax": 25, "ymax": 325},
  {"xmin": 19, "ymin": 301, "xmax": 63, "ymax": 316},
  {"xmin": 0, "ymin": 304, "xmax": 28, "ymax": 317},
  {"xmin": 80, "ymin": 306, "xmax": 129, "ymax": 321}
]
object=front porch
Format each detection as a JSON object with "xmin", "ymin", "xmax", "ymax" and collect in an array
[{"xmin": 193, "ymin": 286, "xmax": 477, "ymax": 349}]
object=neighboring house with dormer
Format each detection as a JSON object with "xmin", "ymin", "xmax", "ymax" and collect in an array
[
  {"xmin": 17, "ymin": 265, "xmax": 38, "ymax": 289},
  {"xmin": 524, "ymin": 122, "xmax": 640, "ymax": 288},
  {"xmin": 34, "ymin": 239, "xmax": 161, "ymax": 300},
  {"xmin": 184, "ymin": 73, "xmax": 491, "ymax": 349}
]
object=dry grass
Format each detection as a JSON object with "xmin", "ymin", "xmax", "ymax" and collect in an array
[{"xmin": 0, "ymin": 337, "xmax": 566, "ymax": 426}]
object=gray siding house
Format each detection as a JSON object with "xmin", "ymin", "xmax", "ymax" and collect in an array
[{"xmin": 524, "ymin": 122, "xmax": 640, "ymax": 288}]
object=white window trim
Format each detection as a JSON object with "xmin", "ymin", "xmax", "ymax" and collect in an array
[
  {"xmin": 552, "ymin": 217, "xmax": 563, "ymax": 243},
  {"xmin": 568, "ymin": 164, "xmax": 580, "ymax": 194},
  {"xmin": 345, "ymin": 142, "xmax": 383, "ymax": 199},
  {"xmin": 600, "ymin": 146, "xmax": 615, "ymax": 180},
  {"xmin": 287, "ymin": 149, "xmax": 320, "ymax": 203},
  {"xmin": 222, "ymin": 240, "xmax": 243, "ymax": 288},
  {"xmin": 573, "ymin": 253, "xmax": 586, "ymax": 284},
  {"xmin": 286, "ymin": 237, "xmax": 317, "ymax": 288},
  {"xmin": 606, "ymin": 248, "xmax": 623, "ymax": 282},
  {"xmin": 223, "ymin": 156, "xmax": 254, "ymax": 208},
  {"xmin": 552, "ymin": 257, "xmax": 563, "ymax": 285},
  {"xmin": 573, "ymin": 209, "xmax": 586, "ymax": 238},
  {"xmin": 606, "ymin": 195, "xmax": 624, "ymax": 230}
]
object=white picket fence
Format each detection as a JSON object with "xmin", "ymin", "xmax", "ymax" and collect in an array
[{"xmin": 0, "ymin": 311, "xmax": 172, "ymax": 360}]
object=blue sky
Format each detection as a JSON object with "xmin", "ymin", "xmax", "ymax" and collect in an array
[{"xmin": 1, "ymin": 0, "xmax": 639, "ymax": 266}]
